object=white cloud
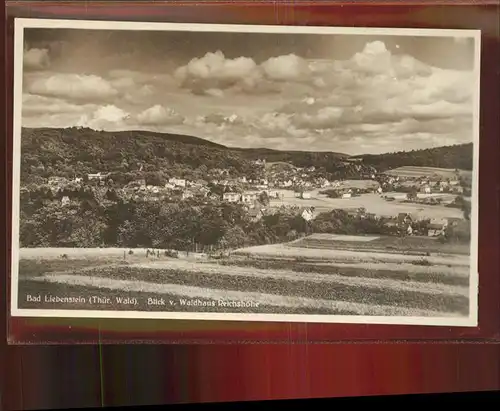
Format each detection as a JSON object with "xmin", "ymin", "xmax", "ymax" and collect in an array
[
  {"xmin": 77, "ymin": 105, "xmax": 130, "ymax": 130},
  {"xmin": 261, "ymin": 54, "xmax": 311, "ymax": 81},
  {"xmin": 24, "ymin": 48, "xmax": 50, "ymax": 70},
  {"xmin": 175, "ymin": 51, "xmax": 258, "ymax": 88},
  {"xmin": 28, "ymin": 74, "xmax": 119, "ymax": 102},
  {"xmin": 136, "ymin": 105, "xmax": 184, "ymax": 126},
  {"xmin": 175, "ymin": 51, "xmax": 314, "ymax": 96},
  {"xmin": 22, "ymin": 94, "xmax": 93, "ymax": 116}
]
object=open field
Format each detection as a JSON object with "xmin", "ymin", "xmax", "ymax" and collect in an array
[
  {"xmin": 268, "ymin": 192, "xmax": 463, "ymax": 220},
  {"xmin": 336, "ymin": 180, "xmax": 379, "ymax": 190},
  {"xmin": 233, "ymin": 243, "xmax": 470, "ymax": 266},
  {"xmin": 289, "ymin": 234, "xmax": 470, "ymax": 256},
  {"xmin": 383, "ymin": 166, "xmax": 472, "ymax": 179},
  {"xmin": 16, "ymin": 234, "xmax": 472, "ymax": 317}
]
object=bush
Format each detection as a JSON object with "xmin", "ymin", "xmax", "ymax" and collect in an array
[{"xmin": 411, "ymin": 258, "xmax": 432, "ymax": 266}]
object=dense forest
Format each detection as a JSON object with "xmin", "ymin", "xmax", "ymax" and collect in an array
[
  {"xmin": 354, "ymin": 143, "xmax": 473, "ymax": 171},
  {"xmin": 20, "ymin": 197, "xmax": 470, "ymax": 250},
  {"xmin": 20, "ymin": 127, "xmax": 474, "ymax": 184}
]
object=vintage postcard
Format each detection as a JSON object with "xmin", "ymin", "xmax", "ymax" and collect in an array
[{"xmin": 10, "ymin": 18, "xmax": 480, "ymax": 326}]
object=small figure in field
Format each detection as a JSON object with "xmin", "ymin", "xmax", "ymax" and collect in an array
[{"xmin": 146, "ymin": 249, "xmax": 150, "ymax": 258}]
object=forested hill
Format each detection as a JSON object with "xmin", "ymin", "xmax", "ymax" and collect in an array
[
  {"xmin": 353, "ymin": 143, "xmax": 473, "ymax": 171},
  {"xmin": 20, "ymin": 127, "xmax": 473, "ymax": 183},
  {"xmin": 19, "ymin": 127, "xmax": 349, "ymax": 180}
]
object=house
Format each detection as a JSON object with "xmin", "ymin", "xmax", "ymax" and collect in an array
[
  {"xmin": 451, "ymin": 186, "xmax": 464, "ymax": 194},
  {"xmin": 73, "ymin": 177, "xmax": 83, "ymax": 183},
  {"xmin": 397, "ymin": 213, "xmax": 413, "ymax": 229},
  {"xmin": 428, "ymin": 223, "xmax": 446, "ymax": 237},
  {"xmin": 223, "ymin": 192, "xmax": 241, "ymax": 203},
  {"xmin": 420, "ymin": 185, "xmax": 431, "ymax": 194},
  {"xmin": 48, "ymin": 176, "xmax": 67, "ymax": 185},
  {"xmin": 169, "ymin": 178, "xmax": 186, "ymax": 188},
  {"xmin": 301, "ymin": 192, "xmax": 312, "ymax": 199},
  {"xmin": 346, "ymin": 209, "xmax": 359, "ymax": 218},
  {"xmin": 389, "ymin": 193, "xmax": 407, "ymax": 200},
  {"xmin": 241, "ymin": 192, "xmax": 259, "ymax": 204},
  {"xmin": 300, "ymin": 207, "xmax": 316, "ymax": 221},
  {"xmin": 61, "ymin": 196, "xmax": 71, "ymax": 206},
  {"xmin": 377, "ymin": 187, "xmax": 383, "ymax": 194},
  {"xmin": 182, "ymin": 191, "xmax": 194, "ymax": 200},
  {"xmin": 248, "ymin": 207, "xmax": 264, "ymax": 222},
  {"xmin": 342, "ymin": 193, "xmax": 352, "ymax": 199},
  {"xmin": 88, "ymin": 172, "xmax": 109, "ymax": 181}
]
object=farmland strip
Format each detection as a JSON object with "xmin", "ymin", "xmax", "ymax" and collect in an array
[
  {"xmin": 130, "ymin": 260, "xmax": 469, "ymax": 298},
  {"xmin": 234, "ymin": 244, "xmax": 470, "ymax": 266},
  {"xmin": 27, "ymin": 274, "xmax": 464, "ymax": 318}
]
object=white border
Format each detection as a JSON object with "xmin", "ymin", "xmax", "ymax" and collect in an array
[{"xmin": 10, "ymin": 18, "xmax": 481, "ymax": 327}]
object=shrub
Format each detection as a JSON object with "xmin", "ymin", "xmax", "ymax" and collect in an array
[{"xmin": 411, "ymin": 258, "xmax": 432, "ymax": 266}]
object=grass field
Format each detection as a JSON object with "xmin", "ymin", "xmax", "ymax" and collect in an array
[
  {"xmin": 383, "ymin": 166, "xmax": 472, "ymax": 180},
  {"xmin": 288, "ymin": 233, "xmax": 470, "ymax": 256},
  {"xmin": 16, "ymin": 234, "xmax": 472, "ymax": 318},
  {"xmin": 268, "ymin": 192, "xmax": 463, "ymax": 220}
]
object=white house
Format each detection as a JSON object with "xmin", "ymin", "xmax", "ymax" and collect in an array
[
  {"xmin": 300, "ymin": 207, "xmax": 316, "ymax": 221},
  {"xmin": 61, "ymin": 196, "xmax": 71, "ymax": 206},
  {"xmin": 428, "ymin": 219, "xmax": 448, "ymax": 237},
  {"xmin": 48, "ymin": 176, "xmax": 67, "ymax": 185},
  {"xmin": 223, "ymin": 192, "xmax": 241, "ymax": 203},
  {"xmin": 248, "ymin": 207, "xmax": 264, "ymax": 222},
  {"xmin": 241, "ymin": 192, "xmax": 258, "ymax": 203},
  {"xmin": 169, "ymin": 178, "xmax": 186, "ymax": 188},
  {"xmin": 342, "ymin": 193, "xmax": 352, "ymax": 199},
  {"xmin": 301, "ymin": 192, "xmax": 312, "ymax": 199},
  {"xmin": 88, "ymin": 172, "xmax": 109, "ymax": 181}
]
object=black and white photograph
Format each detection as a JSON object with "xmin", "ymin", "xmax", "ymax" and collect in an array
[{"xmin": 10, "ymin": 19, "xmax": 480, "ymax": 325}]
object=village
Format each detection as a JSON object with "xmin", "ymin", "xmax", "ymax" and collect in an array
[{"xmin": 27, "ymin": 157, "xmax": 471, "ymax": 240}]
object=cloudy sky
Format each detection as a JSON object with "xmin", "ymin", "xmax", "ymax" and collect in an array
[{"xmin": 21, "ymin": 28, "xmax": 477, "ymax": 155}]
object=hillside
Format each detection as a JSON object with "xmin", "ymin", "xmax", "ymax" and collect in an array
[
  {"xmin": 19, "ymin": 127, "xmax": 350, "ymax": 183},
  {"xmin": 353, "ymin": 143, "xmax": 473, "ymax": 171},
  {"xmin": 20, "ymin": 127, "xmax": 253, "ymax": 182},
  {"xmin": 234, "ymin": 146, "xmax": 349, "ymax": 166},
  {"xmin": 19, "ymin": 127, "xmax": 473, "ymax": 185}
]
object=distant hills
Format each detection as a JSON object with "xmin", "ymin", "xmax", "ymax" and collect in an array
[
  {"xmin": 19, "ymin": 127, "xmax": 473, "ymax": 183},
  {"xmin": 353, "ymin": 143, "xmax": 473, "ymax": 171}
]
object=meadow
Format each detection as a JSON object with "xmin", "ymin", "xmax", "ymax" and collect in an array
[
  {"xmin": 16, "ymin": 232, "xmax": 471, "ymax": 318},
  {"xmin": 268, "ymin": 191, "xmax": 463, "ymax": 220},
  {"xmin": 383, "ymin": 166, "xmax": 472, "ymax": 180}
]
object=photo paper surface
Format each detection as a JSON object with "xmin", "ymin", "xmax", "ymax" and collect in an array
[{"xmin": 10, "ymin": 19, "xmax": 480, "ymax": 325}]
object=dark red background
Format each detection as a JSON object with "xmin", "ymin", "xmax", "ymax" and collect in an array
[
  {"xmin": 1, "ymin": 1, "xmax": 500, "ymax": 407},
  {"xmin": 4, "ymin": 0, "xmax": 500, "ymax": 345}
]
